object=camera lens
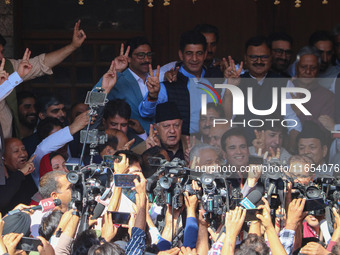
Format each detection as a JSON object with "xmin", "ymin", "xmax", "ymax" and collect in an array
[
  {"xmin": 306, "ymin": 186, "xmax": 322, "ymax": 199},
  {"xmin": 67, "ymin": 171, "xmax": 79, "ymax": 184},
  {"xmin": 159, "ymin": 176, "xmax": 172, "ymax": 189}
]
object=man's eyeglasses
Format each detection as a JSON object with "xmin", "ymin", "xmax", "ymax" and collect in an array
[
  {"xmin": 134, "ymin": 52, "xmax": 154, "ymax": 59},
  {"xmin": 247, "ymin": 55, "xmax": 270, "ymax": 62},
  {"xmin": 272, "ymin": 48, "xmax": 293, "ymax": 56}
]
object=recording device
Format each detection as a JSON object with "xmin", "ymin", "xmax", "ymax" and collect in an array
[
  {"xmin": 200, "ymin": 174, "xmax": 228, "ymax": 214},
  {"xmin": 65, "ymin": 163, "xmax": 79, "ymax": 171},
  {"xmin": 240, "ymin": 190, "xmax": 263, "ymax": 209},
  {"xmin": 17, "ymin": 237, "xmax": 42, "ymax": 252},
  {"xmin": 240, "ymin": 190, "xmax": 264, "ymax": 222},
  {"xmin": 103, "ymin": 155, "xmax": 123, "ymax": 168},
  {"xmin": 244, "ymin": 208, "xmax": 263, "ymax": 222},
  {"xmin": 200, "ymin": 173, "xmax": 229, "ymax": 229},
  {"xmin": 109, "ymin": 212, "xmax": 131, "ymax": 225},
  {"xmin": 80, "ymin": 129, "xmax": 107, "ymax": 147},
  {"xmin": 84, "ymin": 89, "xmax": 107, "ymax": 107},
  {"xmin": 114, "ymin": 174, "xmax": 140, "ymax": 188},
  {"xmin": 292, "ymin": 183, "xmax": 326, "ymax": 212},
  {"xmin": 8, "ymin": 198, "xmax": 61, "ymax": 215},
  {"xmin": 70, "ymin": 89, "xmax": 113, "ymax": 235},
  {"xmin": 147, "ymin": 158, "xmax": 192, "ymax": 210}
]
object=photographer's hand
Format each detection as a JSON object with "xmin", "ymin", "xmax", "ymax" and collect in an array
[
  {"xmin": 256, "ymin": 198, "xmax": 273, "ymax": 230},
  {"xmin": 101, "ymin": 212, "xmax": 118, "ymax": 242},
  {"xmin": 53, "ymin": 209, "xmax": 73, "ymax": 236},
  {"xmin": 3, "ymin": 233, "xmax": 23, "ymax": 255},
  {"xmin": 162, "ymin": 205, "xmax": 182, "ymax": 242},
  {"xmin": 257, "ymin": 198, "xmax": 287, "ymax": 255},
  {"xmin": 113, "ymin": 153, "xmax": 129, "ymax": 174},
  {"xmin": 285, "ymin": 198, "xmax": 306, "ymax": 231},
  {"xmin": 222, "ymin": 206, "xmax": 246, "ymax": 255},
  {"xmin": 69, "ymin": 110, "xmax": 95, "ymax": 135},
  {"xmin": 300, "ymin": 242, "xmax": 329, "ymax": 255},
  {"xmin": 196, "ymin": 208, "xmax": 210, "ymax": 255},
  {"xmin": 37, "ymin": 236, "xmax": 55, "ymax": 255},
  {"xmin": 329, "ymin": 208, "xmax": 340, "ymax": 244},
  {"xmin": 184, "ymin": 185, "xmax": 198, "ymax": 218},
  {"xmin": 133, "ymin": 172, "xmax": 147, "ymax": 230}
]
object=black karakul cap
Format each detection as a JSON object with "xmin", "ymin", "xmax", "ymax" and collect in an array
[
  {"xmin": 156, "ymin": 102, "xmax": 181, "ymax": 123},
  {"xmin": 297, "ymin": 121, "xmax": 326, "ymax": 143}
]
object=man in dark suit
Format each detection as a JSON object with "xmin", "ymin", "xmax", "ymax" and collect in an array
[
  {"xmin": 223, "ymin": 35, "xmax": 288, "ymax": 144},
  {"xmin": 94, "ymin": 37, "xmax": 155, "ymax": 133}
]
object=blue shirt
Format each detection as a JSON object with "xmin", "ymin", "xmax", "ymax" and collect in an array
[
  {"xmin": 139, "ymin": 66, "xmax": 216, "ymax": 133},
  {"xmin": 125, "ymin": 227, "xmax": 146, "ymax": 255}
]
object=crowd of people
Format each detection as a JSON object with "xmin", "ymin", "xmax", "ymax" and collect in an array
[{"xmin": 0, "ymin": 20, "xmax": 340, "ymax": 254}]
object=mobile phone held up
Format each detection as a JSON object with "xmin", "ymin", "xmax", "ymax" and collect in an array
[
  {"xmin": 17, "ymin": 237, "xmax": 42, "ymax": 252},
  {"xmin": 108, "ymin": 212, "xmax": 131, "ymax": 225},
  {"xmin": 114, "ymin": 174, "xmax": 140, "ymax": 188}
]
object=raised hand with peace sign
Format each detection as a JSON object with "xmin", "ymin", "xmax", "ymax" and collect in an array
[
  {"xmin": 146, "ymin": 64, "xmax": 160, "ymax": 102},
  {"xmin": 102, "ymin": 61, "xmax": 117, "ymax": 94},
  {"xmin": 17, "ymin": 48, "xmax": 33, "ymax": 78},
  {"xmin": 145, "ymin": 124, "xmax": 160, "ymax": 149},
  {"xmin": 221, "ymin": 56, "xmax": 243, "ymax": 86},
  {"xmin": 0, "ymin": 58, "xmax": 9, "ymax": 85},
  {"xmin": 114, "ymin": 43, "xmax": 130, "ymax": 73}
]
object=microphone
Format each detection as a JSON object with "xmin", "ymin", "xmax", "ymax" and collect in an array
[
  {"xmin": 8, "ymin": 198, "xmax": 61, "ymax": 215},
  {"xmin": 27, "ymin": 198, "xmax": 62, "ymax": 212},
  {"xmin": 91, "ymin": 188, "xmax": 111, "ymax": 220},
  {"xmin": 240, "ymin": 190, "xmax": 262, "ymax": 209}
]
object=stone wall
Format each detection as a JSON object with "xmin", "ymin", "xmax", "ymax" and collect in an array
[{"xmin": 0, "ymin": 1, "xmax": 14, "ymax": 58}]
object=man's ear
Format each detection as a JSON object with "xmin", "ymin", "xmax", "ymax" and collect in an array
[
  {"xmin": 102, "ymin": 118, "xmax": 107, "ymax": 128},
  {"xmin": 178, "ymin": 50, "xmax": 184, "ymax": 61},
  {"xmin": 51, "ymin": 191, "xmax": 58, "ymax": 200},
  {"xmin": 154, "ymin": 123, "xmax": 159, "ymax": 133},
  {"xmin": 38, "ymin": 112, "xmax": 46, "ymax": 120},
  {"xmin": 322, "ymin": 144, "xmax": 328, "ymax": 158}
]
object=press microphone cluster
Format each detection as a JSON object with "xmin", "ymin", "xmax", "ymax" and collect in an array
[
  {"xmin": 240, "ymin": 190, "xmax": 263, "ymax": 209},
  {"xmin": 8, "ymin": 198, "xmax": 61, "ymax": 215}
]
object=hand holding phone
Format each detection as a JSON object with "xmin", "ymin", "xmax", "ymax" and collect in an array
[
  {"xmin": 114, "ymin": 174, "xmax": 140, "ymax": 188},
  {"xmin": 17, "ymin": 237, "xmax": 42, "ymax": 252},
  {"xmin": 244, "ymin": 208, "xmax": 263, "ymax": 222},
  {"xmin": 108, "ymin": 212, "xmax": 131, "ymax": 225}
]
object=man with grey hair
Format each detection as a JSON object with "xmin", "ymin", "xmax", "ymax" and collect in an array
[
  {"xmin": 38, "ymin": 171, "xmax": 72, "ymax": 213},
  {"xmin": 287, "ymin": 154, "xmax": 315, "ymax": 186},
  {"xmin": 30, "ymin": 171, "xmax": 72, "ymax": 237},
  {"xmin": 189, "ymin": 143, "xmax": 220, "ymax": 173},
  {"xmin": 285, "ymin": 46, "xmax": 335, "ymax": 151},
  {"xmin": 288, "ymin": 31, "xmax": 339, "ymax": 91}
]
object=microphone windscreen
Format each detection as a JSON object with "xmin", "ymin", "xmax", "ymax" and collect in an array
[
  {"xmin": 247, "ymin": 190, "xmax": 263, "ymax": 205},
  {"xmin": 54, "ymin": 199, "xmax": 62, "ymax": 206},
  {"xmin": 91, "ymin": 203, "xmax": 105, "ymax": 220}
]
